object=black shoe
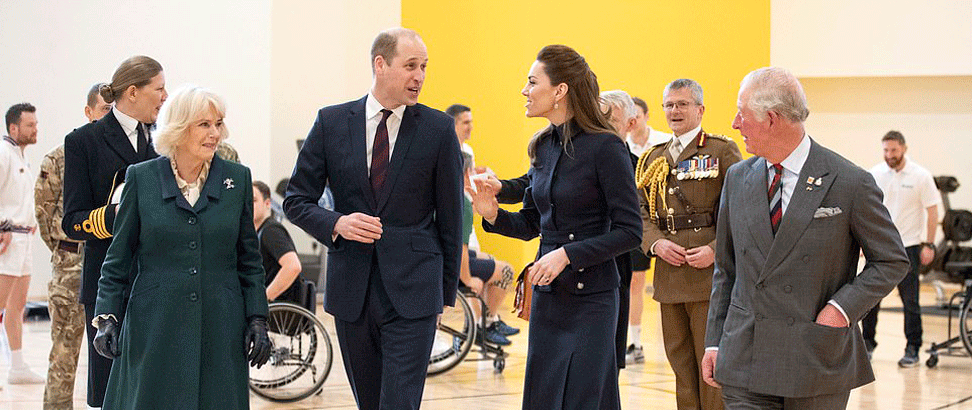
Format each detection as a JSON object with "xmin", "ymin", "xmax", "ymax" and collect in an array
[
  {"xmin": 898, "ymin": 345, "xmax": 920, "ymax": 368},
  {"xmin": 493, "ymin": 319, "xmax": 520, "ymax": 336}
]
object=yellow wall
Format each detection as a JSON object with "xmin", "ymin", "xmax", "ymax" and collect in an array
[{"xmin": 404, "ymin": 0, "xmax": 770, "ymax": 269}]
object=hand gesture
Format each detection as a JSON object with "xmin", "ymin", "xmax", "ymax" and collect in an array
[
  {"xmin": 529, "ymin": 248, "xmax": 570, "ymax": 286},
  {"xmin": 654, "ymin": 239, "xmax": 687, "ymax": 267},
  {"xmin": 334, "ymin": 213, "xmax": 383, "ymax": 243},
  {"xmin": 245, "ymin": 316, "xmax": 272, "ymax": 368},
  {"xmin": 685, "ymin": 245, "xmax": 715, "ymax": 269},
  {"xmin": 467, "ymin": 176, "xmax": 499, "ymax": 223}
]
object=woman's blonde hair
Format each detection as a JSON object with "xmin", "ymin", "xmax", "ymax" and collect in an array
[{"xmin": 153, "ymin": 85, "xmax": 229, "ymax": 157}]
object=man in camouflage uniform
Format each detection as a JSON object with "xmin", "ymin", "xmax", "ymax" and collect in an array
[
  {"xmin": 37, "ymin": 83, "xmax": 110, "ymax": 409},
  {"xmin": 636, "ymin": 79, "xmax": 742, "ymax": 410}
]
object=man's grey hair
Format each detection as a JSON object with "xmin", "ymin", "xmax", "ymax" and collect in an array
[
  {"xmin": 600, "ymin": 90, "xmax": 638, "ymax": 121},
  {"xmin": 664, "ymin": 79, "xmax": 704, "ymax": 105},
  {"xmin": 739, "ymin": 67, "xmax": 810, "ymax": 123}
]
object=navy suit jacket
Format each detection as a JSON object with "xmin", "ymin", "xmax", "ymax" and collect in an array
[
  {"xmin": 284, "ymin": 96, "xmax": 463, "ymax": 322},
  {"xmin": 63, "ymin": 110, "xmax": 157, "ymax": 304}
]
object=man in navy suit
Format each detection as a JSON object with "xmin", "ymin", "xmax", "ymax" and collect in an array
[{"xmin": 284, "ymin": 28, "xmax": 463, "ymax": 410}]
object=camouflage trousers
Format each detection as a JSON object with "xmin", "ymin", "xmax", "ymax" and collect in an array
[{"xmin": 43, "ymin": 248, "xmax": 84, "ymax": 410}]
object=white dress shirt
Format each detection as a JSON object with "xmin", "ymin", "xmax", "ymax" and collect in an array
[
  {"xmin": 765, "ymin": 133, "xmax": 812, "ymax": 217},
  {"xmin": 113, "ymin": 108, "xmax": 142, "ymax": 152},
  {"xmin": 869, "ymin": 158, "xmax": 940, "ymax": 247},
  {"xmin": 627, "ymin": 127, "xmax": 674, "ymax": 158},
  {"xmin": 365, "ymin": 92, "xmax": 406, "ymax": 176}
]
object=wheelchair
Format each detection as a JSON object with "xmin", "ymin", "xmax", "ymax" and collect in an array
[
  {"xmin": 924, "ymin": 176, "xmax": 972, "ymax": 367},
  {"xmin": 428, "ymin": 286, "xmax": 508, "ymax": 375},
  {"xmin": 249, "ymin": 281, "xmax": 333, "ymax": 402}
]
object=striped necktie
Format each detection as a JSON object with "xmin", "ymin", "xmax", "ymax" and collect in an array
[
  {"xmin": 370, "ymin": 109, "xmax": 392, "ymax": 194},
  {"xmin": 768, "ymin": 163, "xmax": 784, "ymax": 234}
]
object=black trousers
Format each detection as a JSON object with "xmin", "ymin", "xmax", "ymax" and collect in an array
[
  {"xmin": 333, "ymin": 257, "xmax": 437, "ymax": 410},
  {"xmin": 862, "ymin": 245, "xmax": 922, "ymax": 349},
  {"xmin": 83, "ymin": 303, "xmax": 113, "ymax": 407},
  {"xmin": 615, "ymin": 253, "xmax": 632, "ymax": 370}
]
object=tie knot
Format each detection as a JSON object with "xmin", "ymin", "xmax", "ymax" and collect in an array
[
  {"xmin": 379, "ymin": 109, "xmax": 392, "ymax": 120},
  {"xmin": 772, "ymin": 163, "xmax": 783, "ymax": 174}
]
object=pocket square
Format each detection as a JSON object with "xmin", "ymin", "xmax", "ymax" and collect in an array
[{"xmin": 813, "ymin": 207, "xmax": 842, "ymax": 218}]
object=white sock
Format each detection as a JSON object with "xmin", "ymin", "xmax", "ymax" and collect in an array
[
  {"xmin": 629, "ymin": 325, "xmax": 642, "ymax": 348},
  {"xmin": 10, "ymin": 349, "xmax": 26, "ymax": 369},
  {"xmin": 486, "ymin": 315, "xmax": 499, "ymax": 325}
]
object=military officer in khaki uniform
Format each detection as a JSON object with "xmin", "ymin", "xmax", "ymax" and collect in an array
[
  {"xmin": 216, "ymin": 141, "xmax": 240, "ymax": 163},
  {"xmin": 636, "ymin": 79, "xmax": 741, "ymax": 410},
  {"xmin": 37, "ymin": 83, "xmax": 111, "ymax": 409}
]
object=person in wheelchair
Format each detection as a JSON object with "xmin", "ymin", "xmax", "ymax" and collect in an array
[
  {"xmin": 253, "ymin": 181, "xmax": 304, "ymax": 304},
  {"xmin": 460, "ymin": 152, "xmax": 518, "ymax": 346}
]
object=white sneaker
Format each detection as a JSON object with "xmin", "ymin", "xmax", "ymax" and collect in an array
[{"xmin": 8, "ymin": 366, "xmax": 44, "ymax": 384}]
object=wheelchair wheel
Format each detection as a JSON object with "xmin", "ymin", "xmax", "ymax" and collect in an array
[
  {"xmin": 961, "ymin": 296, "xmax": 972, "ymax": 356},
  {"xmin": 428, "ymin": 293, "xmax": 476, "ymax": 375},
  {"xmin": 249, "ymin": 303, "xmax": 333, "ymax": 402}
]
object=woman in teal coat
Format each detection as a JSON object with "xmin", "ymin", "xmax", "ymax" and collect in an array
[{"xmin": 91, "ymin": 86, "xmax": 271, "ymax": 410}]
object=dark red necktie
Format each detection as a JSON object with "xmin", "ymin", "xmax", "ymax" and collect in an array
[
  {"xmin": 768, "ymin": 164, "xmax": 784, "ymax": 234},
  {"xmin": 370, "ymin": 109, "xmax": 392, "ymax": 194}
]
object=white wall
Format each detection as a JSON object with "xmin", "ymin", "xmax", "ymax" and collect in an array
[
  {"xmin": 772, "ymin": 0, "xmax": 972, "ymax": 77},
  {"xmin": 0, "ymin": 0, "xmax": 399, "ymax": 299}
]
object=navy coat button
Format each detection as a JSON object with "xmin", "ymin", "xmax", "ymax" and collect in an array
[
  {"xmin": 576, "ymin": 282, "xmax": 584, "ymax": 290},
  {"xmin": 188, "ymin": 216, "xmax": 197, "ymax": 225},
  {"xmin": 189, "ymin": 241, "xmax": 197, "ymax": 249},
  {"xmin": 189, "ymin": 292, "xmax": 198, "ymax": 301}
]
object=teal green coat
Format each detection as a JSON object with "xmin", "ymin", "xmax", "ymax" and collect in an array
[{"xmin": 95, "ymin": 155, "xmax": 268, "ymax": 410}]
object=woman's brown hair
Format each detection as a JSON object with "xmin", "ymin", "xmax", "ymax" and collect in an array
[
  {"xmin": 527, "ymin": 45, "xmax": 614, "ymax": 163},
  {"xmin": 99, "ymin": 55, "xmax": 163, "ymax": 104}
]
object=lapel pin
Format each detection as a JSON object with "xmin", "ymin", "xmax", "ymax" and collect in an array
[
  {"xmin": 224, "ymin": 178, "xmax": 235, "ymax": 190},
  {"xmin": 806, "ymin": 186, "xmax": 813, "ymax": 191},
  {"xmin": 806, "ymin": 177, "xmax": 815, "ymax": 185},
  {"xmin": 815, "ymin": 178, "xmax": 822, "ymax": 186}
]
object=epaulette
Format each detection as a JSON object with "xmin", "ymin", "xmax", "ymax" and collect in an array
[{"xmin": 704, "ymin": 133, "xmax": 731, "ymax": 143}]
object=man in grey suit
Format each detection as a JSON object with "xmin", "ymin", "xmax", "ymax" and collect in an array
[{"xmin": 700, "ymin": 67, "xmax": 909, "ymax": 409}]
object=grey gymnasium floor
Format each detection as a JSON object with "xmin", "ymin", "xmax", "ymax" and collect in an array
[{"xmin": 2, "ymin": 282, "xmax": 971, "ymax": 409}]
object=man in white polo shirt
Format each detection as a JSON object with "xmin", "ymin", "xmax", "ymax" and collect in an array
[{"xmin": 864, "ymin": 130, "xmax": 940, "ymax": 367}]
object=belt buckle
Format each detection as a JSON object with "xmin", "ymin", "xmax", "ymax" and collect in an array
[{"xmin": 666, "ymin": 214, "xmax": 677, "ymax": 235}]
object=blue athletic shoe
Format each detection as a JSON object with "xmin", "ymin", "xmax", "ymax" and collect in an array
[{"xmin": 493, "ymin": 319, "xmax": 520, "ymax": 336}]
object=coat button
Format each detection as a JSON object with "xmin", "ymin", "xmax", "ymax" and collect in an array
[
  {"xmin": 577, "ymin": 282, "xmax": 584, "ymax": 290},
  {"xmin": 803, "ymin": 255, "xmax": 810, "ymax": 263},
  {"xmin": 188, "ymin": 216, "xmax": 197, "ymax": 225},
  {"xmin": 784, "ymin": 285, "xmax": 792, "ymax": 293},
  {"xmin": 578, "ymin": 268, "xmax": 584, "ymax": 272},
  {"xmin": 787, "ymin": 317, "xmax": 795, "ymax": 326},
  {"xmin": 188, "ymin": 241, "xmax": 197, "ymax": 250},
  {"xmin": 755, "ymin": 313, "xmax": 764, "ymax": 321},
  {"xmin": 189, "ymin": 292, "xmax": 198, "ymax": 301},
  {"xmin": 189, "ymin": 267, "xmax": 197, "ymax": 275},
  {"xmin": 568, "ymin": 233, "xmax": 575, "ymax": 241},
  {"xmin": 755, "ymin": 283, "xmax": 763, "ymax": 289}
]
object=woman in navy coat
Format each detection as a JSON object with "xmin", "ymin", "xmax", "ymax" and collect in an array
[
  {"xmin": 91, "ymin": 86, "xmax": 271, "ymax": 410},
  {"xmin": 469, "ymin": 45, "xmax": 642, "ymax": 409}
]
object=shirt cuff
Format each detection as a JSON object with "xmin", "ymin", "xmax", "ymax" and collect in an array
[
  {"xmin": 705, "ymin": 346, "xmax": 719, "ymax": 352},
  {"xmin": 91, "ymin": 313, "xmax": 118, "ymax": 329},
  {"xmin": 650, "ymin": 239, "xmax": 661, "ymax": 255},
  {"xmin": 827, "ymin": 300, "xmax": 850, "ymax": 324}
]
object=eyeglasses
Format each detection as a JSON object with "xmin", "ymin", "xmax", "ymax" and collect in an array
[{"xmin": 661, "ymin": 101, "xmax": 698, "ymax": 111}]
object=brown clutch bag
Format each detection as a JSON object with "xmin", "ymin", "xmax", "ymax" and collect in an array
[{"xmin": 512, "ymin": 263, "xmax": 534, "ymax": 321}]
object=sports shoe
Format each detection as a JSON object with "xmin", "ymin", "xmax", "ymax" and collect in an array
[
  {"xmin": 8, "ymin": 366, "xmax": 44, "ymax": 384},
  {"xmin": 865, "ymin": 339, "xmax": 877, "ymax": 361},
  {"xmin": 898, "ymin": 345, "xmax": 920, "ymax": 368},
  {"xmin": 625, "ymin": 344, "xmax": 644, "ymax": 364},
  {"xmin": 493, "ymin": 319, "xmax": 520, "ymax": 336},
  {"xmin": 479, "ymin": 324, "xmax": 512, "ymax": 346}
]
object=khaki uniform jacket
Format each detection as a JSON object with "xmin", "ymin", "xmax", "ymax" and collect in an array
[
  {"xmin": 35, "ymin": 144, "xmax": 83, "ymax": 259},
  {"xmin": 638, "ymin": 131, "xmax": 742, "ymax": 303}
]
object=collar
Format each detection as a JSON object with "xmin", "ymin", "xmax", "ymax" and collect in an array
[
  {"xmin": 2, "ymin": 135, "xmax": 16, "ymax": 146},
  {"xmin": 170, "ymin": 157, "xmax": 212, "ymax": 192},
  {"xmin": 674, "ymin": 124, "xmax": 702, "ymax": 147},
  {"xmin": 113, "ymin": 107, "xmax": 140, "ymax": 137},
  {"xmin": 768, "ymin": 133, "xmax": 811, "ymax": 175},
  {"xmin": 366, "ymin": 92, "xmax": 406, "ymax": 122},
  {"xmin": 876, "ymin": 156, "xmax": 914, "ymax": 174}
]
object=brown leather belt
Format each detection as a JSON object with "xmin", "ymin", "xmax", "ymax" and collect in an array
[
  {"xmin": 657, "ymin": 212, "xmax": 714, "ymax": 232},
  {"xmin": 57, "ymin": 240, "xmax": 82, "ymax": 253}
]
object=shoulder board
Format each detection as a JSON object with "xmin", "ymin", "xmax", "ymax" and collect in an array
[{"xmin": 705, "ymin": 133, "xmax": 731, "ymax": 142}]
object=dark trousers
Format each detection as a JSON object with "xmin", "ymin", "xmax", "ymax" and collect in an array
[
  {"xmin": 83, "ymin": 302, "xmax": 113, "ymax": 407},
  {"xmin": 862, "ymin": 245, "xmax": 922, "ymax": 349},
  {"xmin": 722, "ymin": 384, "xmax": 850, "ymax": 410},
  {"xmin": 615, "ymin": 253, "xmax": 632, "ymax": 370},
  {"xmin": 333, "ymin": 259, "xmax": 437, "ymax": 410}
]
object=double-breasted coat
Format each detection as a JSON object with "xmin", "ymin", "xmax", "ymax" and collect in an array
[
  {"xmin": 484, "ymin": 122, "xmax": 642, "ymax": 409},
  {"xmin": 94, "ymin": 155, "xmax": 268, "ymax": 410}
]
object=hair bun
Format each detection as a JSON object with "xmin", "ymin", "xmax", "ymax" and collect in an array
[{"xmin": 99, "ymin": 84, "xmax": 115, "ymax": 104}]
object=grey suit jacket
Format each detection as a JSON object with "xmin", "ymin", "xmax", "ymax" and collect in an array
[{"xmin": 705, "ymin": 139, "xmax": 908, "ymax": 398}]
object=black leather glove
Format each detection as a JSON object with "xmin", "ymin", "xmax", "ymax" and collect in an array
[
  {"xmin": 93, "ymin": 316, "xmax": 121, "ymax": 359},
  {"xmin": 245, "ymin": 316, "xmax": 271, "ymax": 368}
]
